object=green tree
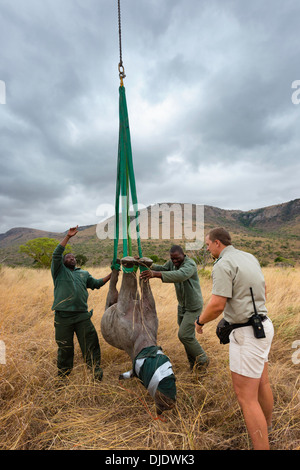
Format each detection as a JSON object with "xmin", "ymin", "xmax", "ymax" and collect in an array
[
  {"xmin": 19, "ymin": 238, "xmax": 71, "ymax": 268},
  {"xmin": 75, "ymin": 253, "xmax": 88, "ymax": 266},
  {"xmin": 274, "ymin": 256, "xmax": 295, "ymax": 267},
  {"xmin": 191, "ymin": 246, "xmax": 211, "ymax": 268}
]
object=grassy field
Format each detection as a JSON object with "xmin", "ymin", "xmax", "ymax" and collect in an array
[{"xmin": 0, "ymin": 265, "xmax": 299, "ymax": 450}]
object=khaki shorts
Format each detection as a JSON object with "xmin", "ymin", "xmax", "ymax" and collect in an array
[{"xmin": 229, "ymin": 317, "xmax": 274, "ymax": 379}]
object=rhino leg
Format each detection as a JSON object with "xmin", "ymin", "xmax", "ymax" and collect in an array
[
  {"xmin": 139, "ymin": 257, "xmax": 158, "ymax": 334},
  {"xmin": 105, "ymin": 259, "xmax": 120, "ymax": 310},
  {"xmin": 128, "ymin": 258, "xmax": 158, "ymax": 358},
  {"xmin": 117, "ymin": 257, "xmax": 140, "ymax": 308},
  {"xmin": 101, "ymin": 257, "xmax": 142, "ymax": 359},
  {"xmin": 101, "ymin": 303, "xmax": 137, "ymax": 357},
  {"xmin": 102, "ymin": 256, "xmax": 177, "ymax": 414}
]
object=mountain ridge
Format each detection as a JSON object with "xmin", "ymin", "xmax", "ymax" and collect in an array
[{"xmin": 1, "ymin": 198, "xmax": 299, "ymax": 267}]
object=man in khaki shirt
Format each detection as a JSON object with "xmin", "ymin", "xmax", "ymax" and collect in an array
[
  {"xmin": 212, "ymin": 244, "xmax": 268, "ymax": 325},
  {"xmin": 195, "ymin": 227, "xmax": 274, "ymax": 450}
]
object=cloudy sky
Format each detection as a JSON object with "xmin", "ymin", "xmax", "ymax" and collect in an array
[{"xmin": 1, "ymin": 0, "xmax": 299, "ymax": 233}]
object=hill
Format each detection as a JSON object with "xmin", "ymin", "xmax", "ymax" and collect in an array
[{"xmin": 0, "ymin": 199, "xmax": 299, "ymax": 267}]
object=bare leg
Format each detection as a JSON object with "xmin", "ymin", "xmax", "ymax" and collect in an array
[
  {"xmin": 231, "ymin": 370, "xmax": 270, "ymax": 450},
  {"xmin": 258, "ymin": 363, "xmax": 273, "ymax": 428}
]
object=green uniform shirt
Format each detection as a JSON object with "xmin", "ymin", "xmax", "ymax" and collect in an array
[
  {"xmin": 51, "ymin": 244, "xmax": 104, "ymax": 312},
  {"xmin": 153, "ymin": 256, "xmax": 203, "ymax": 311},
  {"xmin": 212, "ymin": 245, "xmax": 268, "ymax": 324}
]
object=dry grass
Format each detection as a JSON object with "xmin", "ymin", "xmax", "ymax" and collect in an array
[{"xmin": 0, "ymin": 265, "xmax": 299, "ymax": 450}]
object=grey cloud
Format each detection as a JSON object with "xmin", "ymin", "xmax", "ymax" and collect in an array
[{"xmin": 0, "ymin": 0, "xmax": 299, "ymax": 233}]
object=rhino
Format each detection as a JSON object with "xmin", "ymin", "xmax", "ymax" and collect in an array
[{"xmin": 101, "ymin": 256, "xmax": 176, "ymax": 415}]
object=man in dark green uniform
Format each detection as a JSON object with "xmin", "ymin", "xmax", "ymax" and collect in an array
[
  {"xmin": 51, "ymin": 226, "xmax": 111, "ymax": 380},
  {"xmin": 140, "ymin": 245, "xmax": 208, "ymax": 371}
]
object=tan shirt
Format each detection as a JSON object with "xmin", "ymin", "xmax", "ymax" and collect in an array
[{"xmin": 212, "ymin": 245, "xmax": 268, "ymax": 324}]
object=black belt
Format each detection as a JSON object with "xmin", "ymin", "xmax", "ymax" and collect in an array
[{"xmin": 230, "ymin": 315, "xmax": 268, "ymax": 329}]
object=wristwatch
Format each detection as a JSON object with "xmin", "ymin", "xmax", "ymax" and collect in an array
[{"xmin": 196, "ymin": 316, "xmax": 204, "ymax": 327}]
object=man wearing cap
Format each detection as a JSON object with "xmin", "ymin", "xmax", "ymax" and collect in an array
[{"xmin": 195, "ymin": 227, "xmax": 274, "ymax": 450}]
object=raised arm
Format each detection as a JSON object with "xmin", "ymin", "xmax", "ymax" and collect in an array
[
  {"xmin": 60, "ymin": 225, "xmax": 79, "ymax": 247},
  {"xmin": 51, "ymin": 226, "xmax": 78, "ymax": 279}
]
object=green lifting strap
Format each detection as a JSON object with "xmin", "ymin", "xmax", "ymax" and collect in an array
[{"xmin": 112, "ymin": 85, "xmax": 143, "ymax": 271}]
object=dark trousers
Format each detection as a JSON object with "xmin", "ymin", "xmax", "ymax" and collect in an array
[
  {"xmin": 177, "ymin": 305, "xmax": 208, "ymax": 367},
  {"xmin": 54, "ymin": 311, "xmax": 102, "ymax": 379}
]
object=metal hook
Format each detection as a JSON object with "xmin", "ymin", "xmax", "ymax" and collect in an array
[{"xmin": 118, "ymin": 63, "xmax": 126, "ymax": 79}]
